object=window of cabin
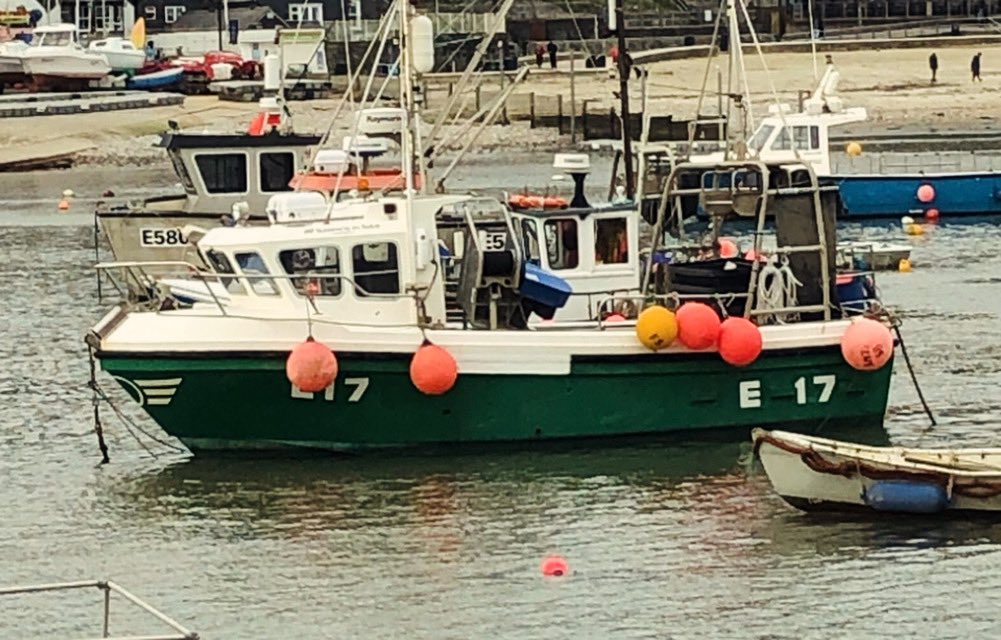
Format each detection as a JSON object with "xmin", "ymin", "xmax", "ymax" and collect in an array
[
  {"xmin": 260, "ymin": 152, "xmax": 296, "ymax": 193},
  {"xmin": 521, "ymin": 218, "xmax": 540, "ymax": 262},
  {"xmin": 543, "ymin": 218, "xmax": 578, "ymax": 270},
  {"xmin": 594, "ymin": 218, "xmax": 628, "ymax": 265},
  {"xmin": 195, "ymin": 153, "xmax": 248, "ymax": 194},
  {"xmin": 810, "ymin": 125, "xmax": 820, "ymax": 149},
  {"xmin": 747, "ymin": 124, "xmax": 774, "ymax": 152},
  {"xmin": 351, "ymin": 242, "xmax": 400, "ymax": 296},
  {"xmin": 205, "ymin": 249, "xmax": 245, "ymax": 295},
  {"xmin": 167, "ymin": 149, "xmax": 195, "ymax": 194},
  {"xmin": 278, "ymin": 247, "xmax": 342, "ymax": 296},
  {"xmin": 235, "ymin": 251, "xmax": 278, "ymax": 296},
  {"xmin": 774, "ymin": 126, "xmax": 818, "ymax": 151}
]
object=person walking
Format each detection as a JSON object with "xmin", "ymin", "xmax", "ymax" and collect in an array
[
  {"xmin": 929, "ymin": 52, "xmax": 938, "ymax": 83},
  {"xmin": 972, "ymin": 52, "xmax": 983, "ymax": 82},
  {"xmin": 547, "ymin": 40, "xmax": 558, "ymax": 69},
  {"xmin": 535, "ymin": 43, "xmax": 545, "ymax": 69}
]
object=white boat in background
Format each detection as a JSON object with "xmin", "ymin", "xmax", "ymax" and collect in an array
[
  {"xmin": 838, "ymin": 241, "xmax": 912, "ymax": 271},
  {"xmin": 88, "ymin": 36, "xmax": 145, "ymax": 72},
  {"xmin": 753, "ymin": 429, "xmax": 1001, "ymax": 515},
  {"xmin": 5, "ymin": 24, "xmax": 110, "ymax": 90}
]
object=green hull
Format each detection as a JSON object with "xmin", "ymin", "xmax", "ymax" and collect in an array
[{"xmin": 99, "ymin": 347, "xmax": 892, "ymax": 452}]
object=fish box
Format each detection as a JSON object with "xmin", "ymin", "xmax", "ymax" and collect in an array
[{"xmin": 520, "ymin": 262, "xmax": 572, "ymax": 309}]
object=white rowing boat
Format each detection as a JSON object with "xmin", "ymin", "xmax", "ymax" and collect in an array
[{"xmin": 752, "ymin": 428, "xmax": 1001, "ymax": 514}]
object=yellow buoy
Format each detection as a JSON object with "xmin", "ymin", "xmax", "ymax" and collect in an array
[
  {"xmin": 898, "ymin": 258, "xmax": 913, "ymax": 272},
  {"xmin": 905, "ymin": 223, "xmax": 925, "ymax": 236},
  {"xmin": 635, "ymin": 305, "xmax": 678, "ymax": 351},
  {"xmin": 846, "ymin": 142, "xmax": 862, "ymax": 157}
]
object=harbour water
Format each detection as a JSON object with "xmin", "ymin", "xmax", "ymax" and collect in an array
[{"xmin": 3, "ymin": 161, "xmax": 1001, "ymax": 638}]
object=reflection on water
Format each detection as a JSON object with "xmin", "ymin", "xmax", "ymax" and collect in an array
[{"xmin": 4, "ymin": 176, "xmax": 1001, "ymax": 637}]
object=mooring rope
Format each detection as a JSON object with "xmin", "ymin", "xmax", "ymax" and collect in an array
[
  {"xmin": 893, "ymin": 324, "xmax": 937, "ymax": 429},
  {"xmin": 87, "ymin": 349, "xmax": 188, "ymax": 460}
]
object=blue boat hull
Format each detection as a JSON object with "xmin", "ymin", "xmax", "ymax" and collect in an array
[
  {"xmin": 835, "ymin": 173, "xmax": 1001, "ymax": 218},
  {"xmin": 126, "ymin": 68, "xmax": 183, "ymax": 90}
]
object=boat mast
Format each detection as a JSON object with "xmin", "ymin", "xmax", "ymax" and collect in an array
[
  {"xmin": 399, "ymin": 1, "xmax": 416, "ymax": 198},
  {"xmin": 611, "ymin": 0, "xmax": 635, "ymax": 199}
]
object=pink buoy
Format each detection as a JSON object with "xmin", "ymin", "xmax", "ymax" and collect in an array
[
  {"xmin": 925, "ymin": 208, "xmax": 940, "ymax": 222},
  {"xmin": 541, "ymin": 555, "xmax": 569, "ymax": 577},
  {"xmin": 676, "ymin": 302, "xmax": 722, "ymax": 350},
  {"xmin": 718, "ymin": 238, "xmax": 739, "ymax": 259},
  {"xmin": 840, "ymin": 317, "xmax": 894, "ymax": 371},
  {"xmin": 410, "ymin": 340, "xmax": 459, "ymax": 395},
  {"xmin": 286, "ymin": 337, "xmax": 338, "ymax": 392},
  {"xmin": 916, "ymin": 184, "xmax": 935, "ymax": 203},
  {"xmin": 605, "ymin": 313, "xmax": 627, "ymax": 323},
  {"xmin": 718, "ymin": 317, "xmax": 763, "ymax": 367}
]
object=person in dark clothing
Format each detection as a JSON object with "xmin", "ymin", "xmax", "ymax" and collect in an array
[
  {"xmin": 929, "ymin": 52, "xmax": 938, "ymax": 83},
  {"xmin": 535, "ymin": 43, "xmax": 545, "ymax": 69},
  {"xmin": 547, "ymin": 40, "xmax": 558, "ymax": 69},
  {"xmin": 972, "ymin": 52, "xmax": 982, "ymax": 82}
]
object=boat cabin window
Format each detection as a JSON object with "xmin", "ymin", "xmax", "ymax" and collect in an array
[
  {"xmin": 260, "ymin": 152, "xmax": 296, "ymax": 193},
  {"xmin": 195, "ymin": 153, "xmax": 248, "ymax": 194},
  {"xmin": 773, "ymin": 126, "xmax": 821, "ymax": 151},
  {"xmin": 352, "ymin": 242, "xmax": 400, "ymax": 296},
  {"xmin": 543, "ymin": 218, "xmax": 579, "ymax": 270},
  {"xmin": 278, "ymin": 247, "xmax": 342, "ymax": 297},
  {"xmin": 595, "ymin": 218, "xmax": 628, "ymax": 265},
  {"xmin": 167, "ymin": 150, "xmax": 196, "ymax": 194},
  {"xmin": 521, "ymin": 219, "xmax": 541, "ymax": 262},
  {"xmin": 747, "ymin": 124, "xmax": 774, "ymax": 152},
  {"xmin": 235, "ymin": 251, "xmax": 279, "ymax": 296},
  {"xmin": 205, "ymin": 249, "xmax": 245, "ymax": 295},
  {"xmin": 36, "ymin": 31, "xmax": 72, "ymax": 47}
]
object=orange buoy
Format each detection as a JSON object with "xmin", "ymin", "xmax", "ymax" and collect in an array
[
  {"xmin": 540, "ymin": 555, "xmax": 569, "ymax": 577},
  {"xmin": 840, "ymin": 317, "xmax": 894, "ymax": 371},
  {"xmin": 925, "ymin": 208, "xmax": 940, "ymax": 222},
  {"xmin": 718, "ymin": 238, "xmax": 738, "ymax": 259},
  {"xmin": 634, "ymin": 305, "xmax": 677, "ymax": 351},
  {"xmin": 718, "ymin": 317, "xmax": 763, "ymax": 367},
  {"xmin": 916, "ymin": 184, "xmax": 935, "ymax": 203},
  {"xmin": 676, "ymin": 302, "xmax": 721, "ymax": 350},
  {"xmin": 57, "ymin": 199, "xmax": 70, "ymax": 211},
  {"xmin": 410, "ymin": 340, "xmax": 458, "ymax": 395},
  {"xmin": 286, "ymin": 336, "xmax": 338, "ymax": 392},
  {"xmin": 543, "ymin": 196, "xmax": 568, "ymax": 209}
]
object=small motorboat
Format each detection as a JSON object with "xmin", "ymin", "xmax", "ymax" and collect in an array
[
  {"xmin": 838, "ymin": 240, "xmax": 912, "ymax": 271},
  {"xmin": 753, "ymin": 429, "xmax": 1001, "ymax": 515},
  {"xmin": 126, "ymin": 66, "xmax": 183, "ymax": 90},
  {"xmin": 88, "ymin": 36, "xmax": 145, "ymax": 72}
]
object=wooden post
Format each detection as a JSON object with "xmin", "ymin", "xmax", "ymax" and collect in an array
[
  {"xmin": 570, "ymin": 50, "xmax": 577, "ymax": 143},
  {"xmin": 557, "ymin": 94, "xmax": 564, "ymax": 134},
  {"xmin": 582, "ymin": 99, "xmax": 589, "ymax": 140},
  {"xmin": 529, "ymin": 92, "xmax": 536, "ymax": 129},
  {"xmin": 475, "ymin": 85, "xmax": 482, "ymax": 113}
]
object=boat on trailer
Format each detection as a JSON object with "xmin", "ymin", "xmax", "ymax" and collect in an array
[{"xmin": 754, "ymin": 429, "xmax": 1001, "ymax": 515}]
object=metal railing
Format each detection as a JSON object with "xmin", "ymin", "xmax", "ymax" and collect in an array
[
  {"xmin": 0, "ymin": 580, "xmax": 198, "ymax": 640},
  {"xmin": 832, "ymin": 151, "xmax": 1001, "ymax": 174}
]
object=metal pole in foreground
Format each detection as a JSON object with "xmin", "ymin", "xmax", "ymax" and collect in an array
[
  {"xmin": 614, "ymin": 0, "xmax": 635, "ymax": 198},
  {"xmin": 570, "ymin": 49, "xmax": 576, "ymax": 143}
]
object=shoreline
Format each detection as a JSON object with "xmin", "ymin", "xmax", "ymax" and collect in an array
[{"xmin": 0, "ymin": 42, "xmax": 999, "ymax": 170}]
